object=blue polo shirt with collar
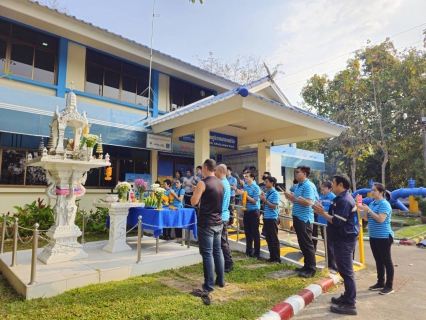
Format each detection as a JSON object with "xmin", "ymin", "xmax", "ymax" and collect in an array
[
  {"xmin": 292, "ymin": 179, "xmax": 314, "ymax": 223},
  {"xmin": 318, "ymin": 191, "xmax": 336, "ymax": 225},
  {"xmin": 243, "ymin": 181, "xmax": 260, "ymax": 211},
  {"xmin": 368, "ymin": 199, "xmax": 393, "ymax": 238},
  {"xmin": 221, "ymin": 177, "xmax": 231, "ymax": 221},
  {"xmin": 227, "ymin": 175, "xmax": 237, "ymax": 197},
  {"xmin": 263, "ymin": 188, "xmax": 280, "ymax": 219}
]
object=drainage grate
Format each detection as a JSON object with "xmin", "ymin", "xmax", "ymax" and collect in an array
[{"xmin": 393, "ymin": 275, "xmax": 412, "ymax": 292}]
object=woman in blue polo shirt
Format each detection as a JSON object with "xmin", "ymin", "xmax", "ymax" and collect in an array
[{"xmin": 358, "ymin": 183, "xmax": 394, "ymax": 295}]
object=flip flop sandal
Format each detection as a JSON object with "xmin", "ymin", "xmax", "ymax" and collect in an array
[
  {"xmin": 201, "ymin": 294, "xmax": 211, "ymax": 306},
  {"xmin": 190, "ymin": 287, "xmax": 207, "ymax": 298}
]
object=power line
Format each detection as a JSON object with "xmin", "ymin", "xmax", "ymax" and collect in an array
[{"xmin": 274, "ymin": 22, "xmax": 426, "ymax": 82}]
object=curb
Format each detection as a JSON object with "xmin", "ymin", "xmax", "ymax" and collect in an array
[
  {"xmin": 399, "ymin": 234, "xmax": 426, "ymax": 246},
  {"xmin": 259, "ymin": 274, "xmax": 340, "ymax": 320}
]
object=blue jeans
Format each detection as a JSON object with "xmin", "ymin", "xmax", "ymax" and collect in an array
[
  {"xmin": 198, "ymin": 224, "xmax": 225, "ymax": 292},
  {"xmin": 333, "ymin": 240, "xmax": 357, "ymax": 306}
]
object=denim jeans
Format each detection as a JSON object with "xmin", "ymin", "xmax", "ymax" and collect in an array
[{"xmin": 198, "ymin": 224, "xmax": 225, "ymax": 292}]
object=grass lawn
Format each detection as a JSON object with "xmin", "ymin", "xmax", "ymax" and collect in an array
[
  {"xmin": 0, "ymin": 234, "xmax": 324, "ymax": 320},
  {"xmin": 394, "ymin": 224, "xmax": 426, "ymax": 239},
  {"xmin": 392, "ymin": 215, "xmax": 422, "ymax": 226}
]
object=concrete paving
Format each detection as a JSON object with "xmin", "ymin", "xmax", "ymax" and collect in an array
[{"xmin": 295, "ymin": 242, "xmax": 426, "ymax": 319}]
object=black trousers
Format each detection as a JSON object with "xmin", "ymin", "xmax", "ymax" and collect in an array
[
  {"xmin": 293, "ymin": 216, "xmax": 316, "ymax": 272},
  {"xmin": 264, "ymin": 219, "xmax": 280, "ymax": 261},
  {"xmin": 243, "ymin": 210, "xmax": 260, "ymax": 256},
  {"xmin": 221, "ymin": 221, "xmax": 233, "ymax": 269},
  {"xmin": 370, "ymin": 235, "xmax": 394, "ymax": 288},
  {"xmin": 312, "ymin": 213, "xmax": 319, "ymax": 251},
  {"xmin": 334, "ymin": 240, "xmax": 357, "ymax": 306}
]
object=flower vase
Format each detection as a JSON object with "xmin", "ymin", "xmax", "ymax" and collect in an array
[
  {"xmin": 87, "ymin": 147, "xmax": 93, "ymax": 161},
  {"xmin": 156, "ymin": 196, "xmax": 163, "ymax": 210},
  {"xmin": 138, "ymin": 191, "xmax": 145, "ymax": 203}
]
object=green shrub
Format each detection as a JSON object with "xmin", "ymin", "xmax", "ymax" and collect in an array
[
  {"xmin": 11, "ymin": 198, "xmax": 54, "ymax": 236},
  {"xmin": 74, "ymin": 200, "xmax": 109, "ymax": 233}
]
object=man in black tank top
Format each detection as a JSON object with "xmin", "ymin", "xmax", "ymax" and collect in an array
[{"xmin": 190, "ymin": 159, "xmax": 225, "ymax": 304}]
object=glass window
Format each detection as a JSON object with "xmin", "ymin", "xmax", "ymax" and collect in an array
[
  {"xmin": 12, "ymin": 24, "xmax": 58, "ymax": 51},
  {"xmin": 0, "ymin": 149, "xmax": 26, "ymax": 185},
  {"xmin": 122, "ymin": 75, "xmax": 136, "ymax": 104},
  {"xmin": 0, "ymin": 38, "xmax": 6, "ymax": 72},
  {"xmin": 10, "ymin": 42, "xmax": 34, "ymax": 78},
  {"xmin": 100, "ymin": 158, "xmax": 117, "ymax": 188},
  {"xmin": 0, "ymin": 19, "xmax": 10, "ymax": 36},
  {"xmin": 85, "ymin": 168, "xmax": 100, "ymax": 187},
  {"xmin": 170, "ymin": 78, "xmax": 214, "ymax": 110},
  {"xmin": 136, "ymin": 78, "xmax": 150, "ymax": 107},
  {"xmin": 86, "ymin": 64, "xmax": 103, "ymax": 96},
  {"xmin": 25, "ymin": 166, "xmax": 46, "ymax": 186},
  {"xmin": 104, "ymin": 70, "xmax": 120, "ymax": 100},
  {"xmin": 135, "ymin": 160, "xmax": 149, "ymax": 174},
  {"xmin": 34, "ymin": 49, "xmax": 55, "ymax": 84},
  {"xmin": 86, "ymin": 50, "xmax": 120, "ymax": 71},
  {"xmin": 119, "ymin": 159, "xmax": 134, "ymax": 182}
]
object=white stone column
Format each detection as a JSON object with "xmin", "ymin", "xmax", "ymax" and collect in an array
[
  {"xmin": 257, "ymin": 141, "xmax": 271, "ymax": 184},
  {"xmin": 194, "ymin": 128, "xmax": 210, "ymax": 167},
  {"xmin": 94, "ymin": 202, "xmax": 145, "ymax": 253}
]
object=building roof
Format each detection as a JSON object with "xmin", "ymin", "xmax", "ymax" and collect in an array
[
  {"xmin": 146, "ymin": 76, "xmax": 348, "ymax": 129},
  {"xmin": 27, "ymin": 0, "xmax": 240, "ymax": 87}
]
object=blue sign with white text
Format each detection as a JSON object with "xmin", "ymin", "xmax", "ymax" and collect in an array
[{"xmin": 179, "ymin": 131, "xmax": 237, "ymax": 150}]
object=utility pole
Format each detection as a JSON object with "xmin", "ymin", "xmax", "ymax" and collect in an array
[{"xmin": 421, "ymin": 110, "xmax": 426, "ymax": 179}]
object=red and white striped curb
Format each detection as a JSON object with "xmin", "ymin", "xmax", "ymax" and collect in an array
[{"xmin": 259, "ymin": 274, "xmax": 341, "ymax": 320}]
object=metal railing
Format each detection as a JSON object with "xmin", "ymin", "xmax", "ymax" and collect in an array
[{"xmin": 229, "ymin": 203, "xmax": 330, "ymax": 269}]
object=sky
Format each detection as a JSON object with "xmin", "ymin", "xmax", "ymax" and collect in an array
[{"xmin": 55, "ymin": 0, "xmax": 426, "ymax": 106}]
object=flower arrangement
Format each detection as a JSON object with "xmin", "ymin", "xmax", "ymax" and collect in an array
[
  {"xmin": 115, "ymin": 181, "xmax": 131, "ymax": 200},
  {"xmin": 84, "ymin": 134, "xmax": 99, "ymax": 148},
  {"xmin": 151, "ymin": 183, "xmax": 166, "ymax": 209},
  {"xmin": 134, "ymin": 179, "xmax": 148, "ymax": 201}
]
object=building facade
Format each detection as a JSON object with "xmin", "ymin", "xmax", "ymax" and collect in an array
[{"xmin": 0, "ymin": 0, "xmax": 346, "ymax": 213}]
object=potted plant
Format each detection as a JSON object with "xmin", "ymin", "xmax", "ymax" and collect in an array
[
  {"xmin": 415, "ymin": 196, "xmax": 426, "ymax": 224},
  {"xmin": 151, "ymin": 183, "xmax": 165, "ymax": 210}
]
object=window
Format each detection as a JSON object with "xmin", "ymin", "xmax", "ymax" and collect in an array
[
  {"xmin": 85, "ymin": 49, "xmax": 151, "ymax": 106},
  {"xmin": 0, "ymin": 18, "xmax": 58, "ymax": 84},
  {"xmin": 170, "ymin": 78, "xmax": 214, "ymax": 111},
  {"xmin": 0, "ymin": 133, "xmax": 150, "ymax": 188}
]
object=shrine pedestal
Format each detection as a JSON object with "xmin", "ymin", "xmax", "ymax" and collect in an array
[{"xmin": 94, "ymin": 202, "xmax": 145, "ymax": 253}]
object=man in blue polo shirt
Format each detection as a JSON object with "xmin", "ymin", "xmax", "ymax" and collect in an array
[
  {"xmin": 215, "ymin": 164, "xmax": 233, "ymax": 272},
  {"xmin": 236, "ymin": 172, "xmax": 261, "ymax": 258},
  {"xmin": 313, "ymin": 174, "xmax": 359, "ymax": 316},
  {"xmin": 226, "ymin": 167, "xmax": 238, "ymax": 225},
  {"xmin": 319, "ymin": 181, "xmax": 337, "ymax": 271},
  {"xmin": 259, "ymin": 176, "xmax": 281, "ymax": 263},
  {"xmin": 284, "ymin": 165, "xmax": 316, "ymax": 278}
]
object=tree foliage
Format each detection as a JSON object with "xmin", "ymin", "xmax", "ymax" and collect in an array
[
  {"xmin": 196, "ymin": 52, "xmax": 283, "ymax": 84},
  {"xmin": 299, "ymin": 39, "xmax": 426, "ymax": 190}
]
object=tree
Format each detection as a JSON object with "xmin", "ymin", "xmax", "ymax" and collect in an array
[
  {"xmin": 196, "ymin": 52, "xmax": 283, "ymax": 84},
  {"xmin": 41, "ymin": 0, "xmax": 69, "ymax": 14},
  {"xmin": 300, "ymin": 39, "xmax": 426, "ymax": 190}
]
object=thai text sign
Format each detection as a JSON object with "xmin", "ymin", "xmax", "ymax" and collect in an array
[
  {"xmin": 179, "ymin": 131, "xmax": 237, "ymax": 150},
  {"xmin": 147, "ymin": 134, "xmax": 172, "ymax": 151}
]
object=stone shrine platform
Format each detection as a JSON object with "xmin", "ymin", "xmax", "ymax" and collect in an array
[{"xmin": 0, "ymin": 236, "xmax": 201, "ymax": 300}]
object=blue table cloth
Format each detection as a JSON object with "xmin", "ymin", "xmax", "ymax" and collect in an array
[{"xmin": 107, "ymin": 207, "xmax": 198, "ymax": 239}]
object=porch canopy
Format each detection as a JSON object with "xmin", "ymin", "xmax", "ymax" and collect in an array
[{"xmin": 147, "ymin": 76, "xmax": 347, "ymax": 170}]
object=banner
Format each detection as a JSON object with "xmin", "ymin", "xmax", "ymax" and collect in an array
[
  {"xmin": 179, "ymin": 131, "xmax": 237, "ymax": 150},
  {"xmin": 146, "ymin": 134, "xmax": 172, "ymax": 151}
]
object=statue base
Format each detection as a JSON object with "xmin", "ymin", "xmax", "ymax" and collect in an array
[{"xmin": 37, "ymin": 225, "xmax": 88, "ymax": 264}]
